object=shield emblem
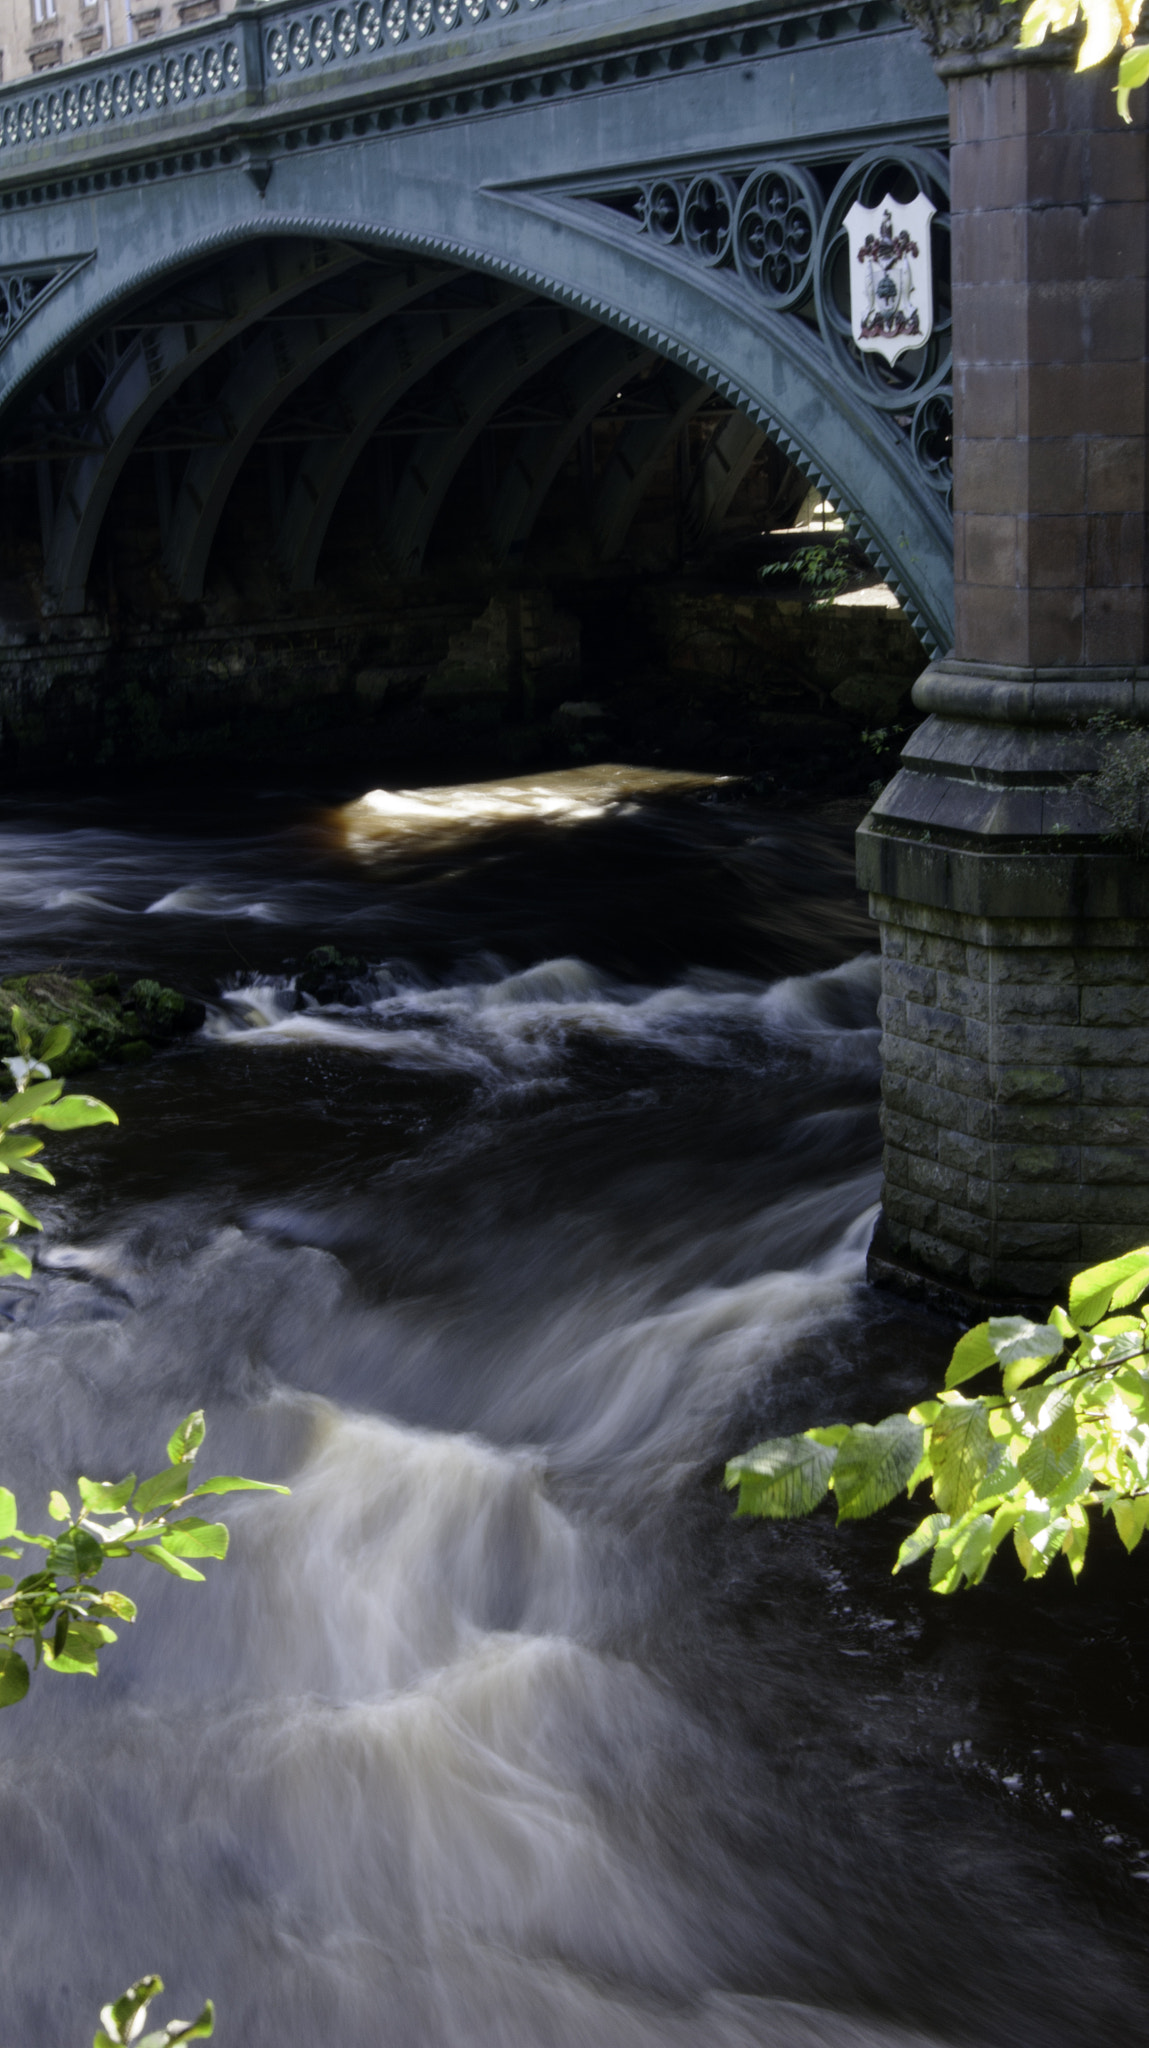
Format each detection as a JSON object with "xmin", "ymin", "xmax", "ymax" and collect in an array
[{"xmin": 844, "ymin": 191, "xmax": 935, "ymax": 365}]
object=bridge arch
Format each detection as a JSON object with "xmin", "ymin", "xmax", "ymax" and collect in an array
[{"xmin": 2, "ymin": 158, "xmax": 952, "ymax": 646}]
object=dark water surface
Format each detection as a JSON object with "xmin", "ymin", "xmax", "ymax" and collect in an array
[{"xmin": 0, "ymin": 767, "xmax": 1146, "ymax": 2047}]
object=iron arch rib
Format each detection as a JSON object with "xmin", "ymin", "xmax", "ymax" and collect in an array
[
  {"xmin": 164, "ymin": 264, "xmax": 452, "ymax": 603},
  {"xmin": 487, "ymin": 329, "xmax": 655, "ymax": 565},
  {"xmin": 279, "ymin": 282, "xmax": 528, "ymax": 592},
  {"xmin": 44, "ymin": 242, "xmax": 359, "ymax": 617},
  {"xmin": 592, "ymin": 363, "xmax": 712, "ymax": 561},
  {"xmin": 382, "ymin": 308, "xmax": 595, "ymax": 574}
]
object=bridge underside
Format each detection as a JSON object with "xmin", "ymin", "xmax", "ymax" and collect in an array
[
  {"xmin": 0, "ymin": 227, "xmax": 930, "ymax": 774},
  {"xmin": 0, "ymin": 3, "xmax": 950, "ymax": 772}
]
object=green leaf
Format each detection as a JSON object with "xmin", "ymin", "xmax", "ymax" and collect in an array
[
  {"xmin": 133, "ymin": 1465, "xmax": 192, "ymax": 1515},
  {"xmin": 137, "ymin": 1545, "xmax": 205, "ymax": 1581},
  {"xmin": 98, "ymin": 1977, "xmax": 164, "ymax": 2047},
  {"xmin": 36, "ymin": 1023, "xmax": 72, "ymax": 1064},
  {"xmin": 1111, "ymin": 1493, "xmax": 1149, "ymax": 1553},
  {"xmin": 47, "ymin": 1491, "xmax": 71, "ymax": 1523},
  {"xmin": 0, "ymin": 1190, "xmax": 41, "ymax": 1230},
  {"xmin": 191, "ymin": 1475, "xmax": 291, "ymax": 1499},
  {"xmin": 43, "ymin": 1618, "xmax": 114, "ymax": 1674},
  {"xmin": 78, "ymin": 1474, "xmax": 138, "ymax": 1514},
  {"xmin": 159, "ymin": 1518, "xmax": 229, "ymax": 1561},
  {"xmin": 0, "ymin": 1489, "xmax": 16, "ymax": 1543},
  {"xmin": 166, "ymin": 1411, "xmax": 206, "ymax": 1467},
  {"xmin": 0, "ymin": 1079, "xmax": 63, "ymax": 1127},
  {"xmin": 32, "ymin": 1094, "xmax": 118, "ymax": 1131},
  {"xmin": 8, "ymin": 1005, "xmax": 31, "ymax": 1059},
  {"xmin": 45, "ymin": 1527, "xmax": 104, "ymax": 1577},
  {"xmin": 1069, "ymin": 1248, "xmax": 1149, "ymax": 1328},
  {"xmin": 0, "ymin": 1646, "xmax": 29, "ymax": 1707},
  {"xmin": 832, "ymin": 1414, "xmax": 925, "ymax": 1521},
  {"xmin": 945, "ymin": 1322, "xmax": 997, "ymax": 1389},
  {"xmin": 893, "ymin": 1512, "xmax": 949, "ymax": 1574},
  {"xmin": 990, "ymin": 1319, "xmax": 1065, "ymax": 1394},
  {"xmin": 0, "ymin": 1244, "xmax": 33, "ymax": 1278},
  {"xmin": 88, "ymin": 1588, "xmax": 138, "ymax": 1622},
  {"xmin": 9, "ymin": 1159, "xmax": 53, "ymax": 1185},
  {"xmin": 929, "ymin": 1400, "xmax": 995, "ymax": 1520},
  {"xmin": 1018, "ymin": 1403, "xmax": 1080, "ymax": 1500},
  {"xmin": 725, "ymin": 1434, "xmax": 838, "ymax": 1518},
  {"xmin": 1117, "ymin": 42, "xmax": 1149, "ymax": 121}
]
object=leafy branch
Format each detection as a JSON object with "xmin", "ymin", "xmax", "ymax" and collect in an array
[
  {"xmin": 760, "ymin": 539, "xmax": 853, "ymax": 606},
  {"xmin": 1020, "ymin": 0, "xmax": 1149, "ymax": 119},
  {"xmin": 0, "ymin": 1408, "xmax": 289, "ymax": 1707},
  {"xmin": 726, "ymin": 1246, "xmax": 1149, "ymax": 1592},
  {"xmin": 94, "ymin": 1975, "xmax": 213, "ymax": 2048}
]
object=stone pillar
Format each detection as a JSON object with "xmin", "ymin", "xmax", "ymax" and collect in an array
[{"xmin": 859, "ymin": 5, "xmax": 1149, "ymax": 1307}]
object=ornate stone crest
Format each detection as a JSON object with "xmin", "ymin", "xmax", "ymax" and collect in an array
[{"xmin": 844, "ymin": 192, "xmax": 935, "ymax": 364}]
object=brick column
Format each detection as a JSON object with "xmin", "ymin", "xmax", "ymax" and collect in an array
[{"xmin": 859, "ymin": 8, "xmax": 1149, "ymax": 1308}]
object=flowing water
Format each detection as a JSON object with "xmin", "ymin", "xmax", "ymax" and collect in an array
[{"xmin": 0, "ymin": 767, "xmax": 1146, "ymax": 2047}]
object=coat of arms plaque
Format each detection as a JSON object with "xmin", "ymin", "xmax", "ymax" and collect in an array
[{"xmin": 844, "ymin": 191, "xmax": 935, "ymax": 365}]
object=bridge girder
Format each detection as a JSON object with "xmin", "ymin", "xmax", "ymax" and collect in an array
[
  {"xmin": 487, "ymin": 329, "xmax": 655, "ymax": 566},
  {"xmin": 381, "ymin": 305, "xmax": 595, "ymax": 573},
  {"xmin": 164, "ymin": 258, "xmax": 447, "ymax": 600},
  {"xmin": 279, "ymin": 281, "xmax": 526, "ymax": 591},
  {"xmin": 42, "ymin": 240, "xmax": 360, "ymax": 615}
]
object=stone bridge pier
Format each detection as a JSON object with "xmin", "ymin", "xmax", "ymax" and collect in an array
[{"xmin": 861, "ymin": 3, "xmax": 1149, "ymax": 1306}]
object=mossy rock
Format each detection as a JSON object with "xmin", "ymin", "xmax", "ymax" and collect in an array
[
  {"xmin": 0, "ymin": 972, "xmax": 204, "ymax": 1073},
  {"xmin": 295, "ymin": 947, "xmax": 371, "ymax": 1005}
]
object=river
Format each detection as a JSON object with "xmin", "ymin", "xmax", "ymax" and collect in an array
[{"xmin": 0, "ymin": 767, "xmax": 1145, "ymax": 2047}]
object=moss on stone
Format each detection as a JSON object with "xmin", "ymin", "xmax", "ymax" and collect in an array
[{"xmin": 0, "ymin": 971, "xmax": 203, "ymax": 1073}]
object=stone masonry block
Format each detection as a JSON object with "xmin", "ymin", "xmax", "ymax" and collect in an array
[
  {"xmin": 995, "ymin": 1143, "xmax": 1080, "ymax": 1182},
  {"xmin": 935, "ymin": 972, "xmax": 989, "ymax": 1021},
  {"xmin": 990, "ymin": 984, "xmax": 1081, "ymax": 1025},
  {"xmin": 901, "ymin": 1153, "xmax": 969, "ymax": 1205},
  {"xmin": 994, "ymin": 1064, "xmax": 1080, "ymax": 1103},
  {"xmin": 905, "ymin": 1004, "xmax": 985, "ymax": 1057},
  {"xmin": 882, "ymin": 1110, "xmax": 940, "ymax": 1160},
  {"xmin": 893, "ymin": 1075, "xmax": 973, "ymax": 1134},
  {"xmin": 934, "ymin": 1203, "xmax": 990, "ymax": 1254},
  {"xmin": 1081, "ymin": 986, "xmax": 1149, "ymax": 1027},
  {"xmin": 984, "ymin": 948, "xmax": 1081, "ymax": 984},
  {"xmin": 1073, "ymin": 949, "xmax": 1149, "ymax": 984},
  {"xmin": 1075, "ymin": 1185, "xmax": 1149, "ymax": 1224},
  {"xmin": 909, "ymin": 1228, "xmax": 971, "ymax": 1281},
  {"xmin": 1079, "ymin": 1146, "xmax": 1149, "ymax": 1184},
  {"xmin": 878, "ymin": 995, "xmax": 906, "ymax": 1036},
  {"xmin": 1080, "ymin": 1068, "xmax": 1149, "ymax": 1106},
  {"xmin": 940, "ymin": 1128, "xmax": 994, "ymax": 1178},
  {"xmin": 883, "ymin": 1180, "xmax": 938, "ymax": 1235},
  {"xmin": 882, "ymin": 960, "xmax": 937, "ymax": 1005},
  {"xmin": 994, "ymin": 1220, "xmax": 1080, "ymax": 1258},
  {"xmin": 881, "ymin": 1035, "xmax": 938, "ymax": 1084},
  {"xmin": 968, "ymin": 1181, "xmax": 1077, "ymax": 1222},
  {"xmin": 996, "ymin": 1024, "xmax": 1149, "ymax": 1065},
  {"xmin": 1079, "ymin": 1223, "xmax": 1144, "ymax": 1262},
  {"xmin": 934, "ymin": 1049, "xmax": 991, "ymax": 1098},
  {"xmin": 988, "ymin": 1102, "xmax": 1080, "ymax": 1143}
]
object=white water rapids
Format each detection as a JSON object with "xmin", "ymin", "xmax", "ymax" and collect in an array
[{"xmin": 0, "ymin": 777, "xmax": 1144, "ymax": 2045}]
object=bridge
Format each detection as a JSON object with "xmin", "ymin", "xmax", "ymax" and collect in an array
[{"xmin": 0, "ymin": 0, "xmax": 952, "ymax": 668}]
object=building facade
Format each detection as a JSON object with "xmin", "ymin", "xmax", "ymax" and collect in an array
[{"xmin": 0, "ymin": 0, "xmax": 231, "ymax": 82}]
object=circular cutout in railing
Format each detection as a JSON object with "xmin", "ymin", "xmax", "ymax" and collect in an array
[{"xmin": 733, "ymin": 162, "xmax": 823, "ymax": 311}]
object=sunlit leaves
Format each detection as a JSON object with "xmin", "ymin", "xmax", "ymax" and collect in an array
[
  {"xmin": 727, "ymin": 1244, "xmax": 1149, "ymax": 1594},
  {"xmin": 95, "ymin": 1974, "xmax": 214, "ymax": 2048},
  {"xmin": 832, "ymin": 1415, "xmax": 924, "ymax": 1520},
  {"xmin": 725, "ymin": 1434, "xmax": 838, "ymax": 1517},
  {"xmin": 1018, "ymin": 0, "xmax": 1149, "ymax": 121},
  {"xmin": 1, "ymin": 1410, "xmax": 288, "ymax": 1705}
]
